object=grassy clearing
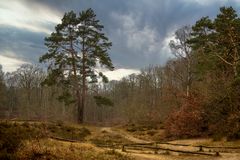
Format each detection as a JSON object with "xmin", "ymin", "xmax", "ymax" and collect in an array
[
  {"xmin": 1, "ymin": 121, "xmax": 240, "ymax": 160},
  {"xmin": 0, "ymin": 121, "xmax": 133, "ymax": 160}
]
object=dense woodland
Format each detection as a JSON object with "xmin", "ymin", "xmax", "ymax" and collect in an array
[{"xmin": 0, "ymin": 6, "xmax": 240, "ymax": 140}]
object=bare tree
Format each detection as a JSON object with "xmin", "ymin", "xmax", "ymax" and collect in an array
[
  {"xmin": 169, "ymin": 26, "xmax": 193, "ymax": 97},
  {"xmin": 9, "ymin": 64, "xmax": 45, "ymax": 118},
  {"xmin": 0, "ymin": 65, "xmax": 7, "ymax": 118}
]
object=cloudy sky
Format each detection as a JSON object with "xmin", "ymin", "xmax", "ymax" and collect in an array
[{"xmin": 0, "ymin": 0, "xmax": 240, "ymax": 80}]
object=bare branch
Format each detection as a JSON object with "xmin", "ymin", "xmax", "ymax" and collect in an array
[{"xmin": 214, "ymin": 53, "xmax": 233, "ymax": 66}]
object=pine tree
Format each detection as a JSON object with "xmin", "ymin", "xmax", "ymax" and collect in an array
[
  {"xmin": 190, "ymin": 7, "xmax": 240, "ymax": 77},
  {"xmin": 40, "ymin": 8, "xmax": 113, "ymax": 123}
]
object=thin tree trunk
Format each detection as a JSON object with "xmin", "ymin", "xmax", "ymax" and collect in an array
[{"xmin": 186, "ymin": 58, "xmax": 191, "ymax": 97}]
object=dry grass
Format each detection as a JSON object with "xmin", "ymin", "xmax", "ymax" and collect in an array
[
  {"xmin": 121, "ymin": 124, "xmax": 166, "ymax": 142},
  {"xmin": 2, "ymin": 121, "xmax": 240, "ymax": 160},
  {"xmin": 90, "ymin": 127, "xmax": 132, "ymax": 146},
  {"xmin": 17, "ymin": 138, "xmax": 134, "ymax": 160},
  {"xmin": 195, "ymin": 138, "xmax": 240, "ymax": 147},
  {"xmin": 169, "ymin": 138, "xmax": 240, "ymax": 148},
  {"xmin": 0, "ymin": 121, "xmax": 133, "ymax": 160}
]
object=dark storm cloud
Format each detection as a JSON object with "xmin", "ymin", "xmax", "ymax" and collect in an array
[
  {"xmin": 0, "ymin": 26, "xmax": 47, "ymax": 62},
  {"xmin": 1, "ymin": 0, "xmax": 240, "ymax": 71}
]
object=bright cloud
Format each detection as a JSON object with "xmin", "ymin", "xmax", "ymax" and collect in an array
[
  {"xmin": 0, "ymin": 55, "xmax": 28, "ymax": 72},
  {"xmin": 0, "ymin": 0, "xmax": 61, "ymax": 34},
  {"xmin": 103, "ymin": 68, "xmax": 140, "ymax": 81},
  {"xmin": 181, "ymin": 0, "xmax": 225, "ymax": 5},
  {"xmin": 161, "ymin": 30, "xmax": 176, "ymax": 58}
]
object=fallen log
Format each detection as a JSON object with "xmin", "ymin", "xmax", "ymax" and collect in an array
[
  {"xmin": 195, "ymin": 145, "xmax": 240, "ymax": 149},
  {"xmin": 123, "ymin": 144, "xmax": 219, "ymax": 156},
  {"xmin": 157, "ymin": 142, "xmax": 191, "ymax": 146},
  {"xmin": 156, "ymin": 142, "xmax": 240, "ymax": 150},
  {"xmin": 124, "ymin": 142, "xmax": 155, "ymax": 146}
]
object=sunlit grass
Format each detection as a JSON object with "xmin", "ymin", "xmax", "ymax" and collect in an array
[{"xmin": 17, "ymin": 138, "xmax": 133, "ymax": 160}]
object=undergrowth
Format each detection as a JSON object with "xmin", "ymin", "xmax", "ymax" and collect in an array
[{"xmin": 0, "ymin": 121, "xmax": 92, "ymax": 159}]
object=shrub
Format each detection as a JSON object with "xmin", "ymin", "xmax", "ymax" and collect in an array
[
  {"xmin": 46, "ymin": 123, "xmax": 91, "ymax": 141},
  {"xmin": 165, "ymin": 95, "xmax": 205, "ymax": 138},
  {"xmin": 0, "ymin": 121, "xmax": 48, "ymax": 159},
  {"xmin": 226, "ymin": 111, "xmax": 240, "ymax": 140},
  {"xmin": 0, "ymin": 122, "xmax": 22, "ymax": 152},
  {"xmin": 0, "ymin": 122, "xmax": 25, "ymax": 159},
  {"xmin": 80, "ymin": 127, "xmax": 91, "ymax": 137},
  {"xmin": 203, "ymin": 78, "xmax": 240, "ymax": 139}
]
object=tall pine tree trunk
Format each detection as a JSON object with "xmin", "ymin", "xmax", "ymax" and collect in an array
[
  {"xmin": 78, "ymin": 38, "xmax": 86, "ymax": 123},
  {"xmin": 77, "ymin": 90, "xmax": 83, "ymax": 123},
  {"xmin": 69, "ymin": 35, "xmax": 84, "ymax": 123}
]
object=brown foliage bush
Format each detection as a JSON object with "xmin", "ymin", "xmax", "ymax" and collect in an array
[{"xmin": 165, "ymin": 95, "xmax": 205, "ymax": 138}]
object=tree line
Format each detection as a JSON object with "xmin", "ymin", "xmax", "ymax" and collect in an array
[{"xmin": 0, "ymin": 7, "xmax": 240, "ymax": 139}]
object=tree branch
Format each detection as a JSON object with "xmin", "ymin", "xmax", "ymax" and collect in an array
[{"xmin": 214, "ymin": 53, "xmax": 233, "ymax": 66}]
